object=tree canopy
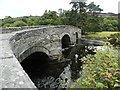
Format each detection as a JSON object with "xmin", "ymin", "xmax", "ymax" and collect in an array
[{"xmin": 1, "ymin": 1, "xmax": 118, "ymax": 34}]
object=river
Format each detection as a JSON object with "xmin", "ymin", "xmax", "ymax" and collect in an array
[{"xmin": 21, "ymin": 38, "xmax": 107, "ymax": 89}]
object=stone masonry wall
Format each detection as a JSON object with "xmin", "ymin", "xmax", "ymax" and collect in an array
[
  {"xmin": 2, "ymin": 25, "xmax": 48, "ymax": 33},
  {"xmin": 0, "ymin": 25, "xmax": 81, "ymax": 89},
  {"xmin": 9, "ymin": 25, "xmax": 81, "ymax": 62}
]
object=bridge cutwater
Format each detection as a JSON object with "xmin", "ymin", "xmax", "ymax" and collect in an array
[{"xmin": 0, "ymin": 25, "xmax": 81, "ymax": 89}]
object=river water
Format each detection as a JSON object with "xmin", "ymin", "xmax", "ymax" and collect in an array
[{"xmin": 21, "ymin": 39, "xmax": 106, "ymax": 89}]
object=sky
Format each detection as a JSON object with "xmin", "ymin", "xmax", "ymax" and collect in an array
[{"xmin": 0, "ymin": 0, "xmax": 119, "ymax": 19}]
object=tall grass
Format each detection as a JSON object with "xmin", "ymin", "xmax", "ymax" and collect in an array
[{"xmin": 87, "ymin": 31, "xmax": 120, "ymax": 38}]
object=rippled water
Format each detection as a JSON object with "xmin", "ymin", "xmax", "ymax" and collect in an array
[{"xmin": 31, "ymin": 64, "xmax": 77, "ymax": 88}]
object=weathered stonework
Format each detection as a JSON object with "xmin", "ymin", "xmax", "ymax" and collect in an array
[{"xmin": 0, "ymin": 25, "xmax": 81, "ymax": 89}]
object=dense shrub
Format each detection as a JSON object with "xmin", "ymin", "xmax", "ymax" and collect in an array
[
  {"xmin": 13, "ymin": 21, "xmax": 27, "ymax": 27},
  {"xmin": 72, "ymin": 43, "xmax": 120, "ymax": 88},
  {"xmin": 107, "ymin": 33, "xmax": 120, "ymax": 46}
]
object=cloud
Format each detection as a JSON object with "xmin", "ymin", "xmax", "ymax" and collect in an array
[
  {"xmin": 87, "ymin": 0, "xmax": 119, "ymax": 14},
  {"xmin": 119, "ymin": 1, "xmax": 120, "ymax": 13},
  {"xmin": 0, "ymin": 0, "xmax": 119, "ymax": 19},
  {"xmin": 0, "ymin": 0, "xmax": 71, "ymax": 18}
]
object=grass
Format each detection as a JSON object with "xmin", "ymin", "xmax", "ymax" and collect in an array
[{"xmin": 86, "ymin": 31, "xmax": 120, "ymax": 38}]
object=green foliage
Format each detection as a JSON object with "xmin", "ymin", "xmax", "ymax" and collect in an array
[
  {"xmin": 107, "ymin": 33, "xmax": 120, "ymax": 46},
  {"xmin": 1, "ymin": 10, "xmax": 63, "ymax": 27},
  {"xmin": 13, "ymin": 21, "xmax": 27, "ymax": 27},
  {"xmin": 63, "ymin": 1, "xmax": 103, "ymax": 34},
  {"xmin": 2, "ymin": 23, "xmax": 12, "ymax": 27},
  {"xmin": 1, "ymin": 2, "xmax": 118, "ymax": 34},
  {"xmin": 57, "ymin": 56, "xmax": 62, "ymax": 62},
  {"xmin": 87, "ymin": 31, "xmax": 119, "ymax": 38},
  {"xmin": 2, "ymin": 17, "xmax": 15, "ymax": 27},
  {"xmin": 72, "ymin": 43, "xmax": 120, "ymax": 88},
  {"xmin": 118, "ymin": 13, "xmax": 120, "ymax": 30},
  {"xmin": 100, "ymin": 16, "xmax": 118, "ymax": 31}
]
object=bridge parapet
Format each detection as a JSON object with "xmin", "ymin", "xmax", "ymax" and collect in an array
[{"xmin": 2, "ymin": 25, "xmax": 52, "ymax": 33}]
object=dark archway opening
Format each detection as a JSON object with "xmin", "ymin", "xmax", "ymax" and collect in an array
[
  {"xmin": 75, "ymin": 32, "xmax": 78, "ymax": 44},
  {"xmin": 62, "ymin": 34, "xmax": 71, "ymax": 49},
  {"xmin": 61, "ymin": 34, "xmax": 72, "ymax": 58},
  {"xmin": 20, "ymin": 51, "xmax": 67, "ymax": 88},
  {"xmin": 21, "ymin": 52, "xmax": 49, "ymax": 78}
]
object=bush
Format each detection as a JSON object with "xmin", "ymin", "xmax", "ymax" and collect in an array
[
  {"xmin": 2, "ymin": 23, "xmax": 12, "ymax": 27},
  {"xmin": 13, "ymin": 21, "xmax": 27, "ymax": 27},
  {"xmin": 107, "ymin": 33, "xmax": 120, "ymax": 46},
  {"xmin": 72, "ymin": 43, "xmax": 120, "ymax": 88}
]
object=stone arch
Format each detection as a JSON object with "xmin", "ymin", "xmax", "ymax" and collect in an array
[
  {"xmin": 20, "ymin": 51, "xmax": 49, "ymax": 77},
  {"xmin": 18, "ymin": 46, "xmax": 50, "ymax": 63},
  {"xmin": 61, "ymin": 34, "xmax": 71, "ymax": 49},
  {"xmin": 60, "ymin": 33, "xmax": 71, "ymax": 40}
]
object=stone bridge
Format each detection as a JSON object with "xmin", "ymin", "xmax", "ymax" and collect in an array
[{"xmin": 0, "ymin": 25, "xmax": 81, "ymax": 89}]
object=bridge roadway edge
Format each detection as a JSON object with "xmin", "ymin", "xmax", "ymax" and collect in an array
[
  {"xmin": 0, "ymin": 33, "xmax": 37, "ymax": 89},
  {"xmin": 0, "ymin": 25, "xmax": 81, "ymax": 89}
]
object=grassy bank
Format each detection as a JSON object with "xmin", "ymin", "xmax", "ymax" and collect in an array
[{"xmin": 85, "ymin": 31, "xmax": 120, "ymax": 38}]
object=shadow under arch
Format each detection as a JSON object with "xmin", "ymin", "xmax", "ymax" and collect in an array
[
  {"xmin": 21, "ymin": 51, "xmax": 49, "ymax": 78},
  {"xmin": 19, "ymin": 46, "xmax": 50, "ymax": 80},
  {"xmin": 75, "ymin": 32, "xmax": 78, "ymax": 44},
  {"xmin": 18, "ymin": 46, "xmax": 50, "ymax": 63},
  {"xmin": 61, "ymin": 34, "xmax": 71, "ymax": 49},
  {"xmin": 61, "ymin": 34, "xmax": 72, "ymax": 58}
]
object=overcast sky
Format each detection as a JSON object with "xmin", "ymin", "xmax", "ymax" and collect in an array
[{"xmin": 0, "ymin": 0, "xmax": 119, "ymax": 19}]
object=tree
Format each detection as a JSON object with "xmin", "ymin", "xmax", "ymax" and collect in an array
[
  {"xmin": 64, "ymin": 1, "xmax": 87, "ymax": 34},
  {"xmin": 41, "ymin": 10, "xmax": 62, "ymax": 25},
  {"xmin": 118, "ymin": 13, "xmax": 120, "ymax": 31},
  {"xmin": 62, "ymin": 1, "xmax": 103, "ymax": 34},
  {"xmin": 4, "ymin": 16, "xmax": 12, "ymax": 19},
  {"xmin": 87, "ymin": 2, "xmax": 103, "ymax": 15},
  {"xmin": 86, "ymin": 2, "xmax": 103, "ymax": 32},
  {"xmin": 100, "ymin": 17, "xmax": 118, "ymax": 31},
  {"xmin": 42, "ymin": 10, "xmax": 58, "ymax": 19}
]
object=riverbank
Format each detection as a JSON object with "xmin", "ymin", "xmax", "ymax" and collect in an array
[{"xmin": 82, "ymin": 31, "xmax": 120, "ymax": 41}]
